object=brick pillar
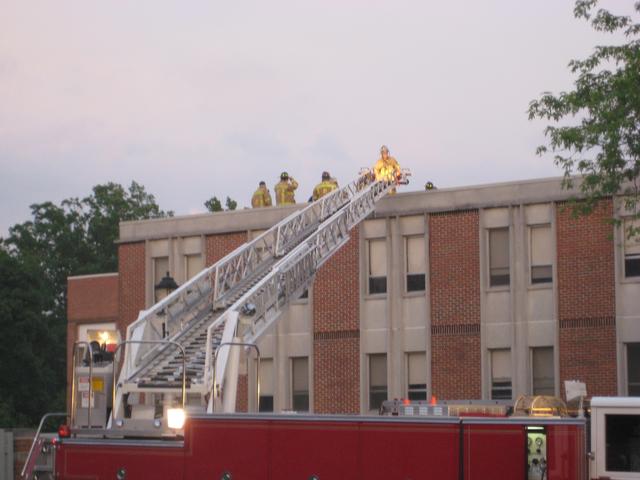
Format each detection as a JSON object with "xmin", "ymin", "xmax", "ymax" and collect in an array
[
  {"xmin": 118, "ymin": 242, "xmax": 146, "ymax": 336},
  {"xmin": 557, "ymin": 200, "xmax": 617, "ymax": 396},
  {"xmin": 429, "ymin": 210, "xmax": 481, "ymax": 399},
  {"xmin": 235, "ymin": 374, "xmax": 248, "ymax": 412},
  {"xmin": 313, "ymin": 228, "xmax": 360, "ymax": 414},
  {"xmin": 205, "ymin": 232, "xmax": 247, "ymax": 266}
]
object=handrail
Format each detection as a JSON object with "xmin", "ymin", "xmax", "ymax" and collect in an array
[
  {"xmin": 71, "ymin": 341, "xmax": 94, "ymax": 428},
  {"xmin": 20, "ymin": 412, "xmax": 68, "ymax": 479},
  {"xmin": 111, "ymin": 340, "xmax": 186, "ymax": 424},
  {"xmin": 210, "ymin": 342, "xmax": 260, "ymax": 412}
]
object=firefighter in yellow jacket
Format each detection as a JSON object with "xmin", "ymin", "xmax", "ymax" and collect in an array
[
  {"xmin": 374, "ymin": 145, "xmax": 401, "ymax": 183},
  {"xmin": 274, "ymin": 172, "xmax": 298, "ymax": 205},
  {"xmin": 312, "ymin": 171, "xmax": 338, "ymax": 201},
  {"xmin": 251, "ymin": 181, "xmax": 272, "ymax": 208}
]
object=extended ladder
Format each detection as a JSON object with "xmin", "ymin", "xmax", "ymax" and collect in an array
[{"xmin": 101, "ymin": 169, "xmax": 407, "ymax": 431}]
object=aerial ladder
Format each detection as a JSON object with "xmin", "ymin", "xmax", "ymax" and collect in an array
[{"xmin": 70, "ymin": 169, "xmax": 409, "ymax": 434}]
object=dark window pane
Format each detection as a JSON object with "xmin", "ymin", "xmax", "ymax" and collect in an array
[
  {"xmin": 490, "ymin": 269, "xmax": 510, "ymax": 287},
  {"xmin": 369, "ymin": 276, "xmax": 387, "ymax": 294},
  {"xmin": 259, "ymin": 396, "xmax": 273, "ymax": 412},
  {"xmin": 408, "ymin": 383, "xmax": 427, "ymax": 401},
  {"xmin": 299, "ymin": 289, "xmax": 309, "ymax": 299},
  {"xmin": 407, "ymin": 274, "xmax": 425, "ymax": 292},
  {"xmin": 605, "ymin": 414, "xmax": 640, "ymax": 472},
  {"xmin": 292, "ymin": 393, "xmax": 309, "ymax": 412},
  {"xmin": 625, "ymin": 256, "xmax": 640, "ymax": 277},
  {"xmin": 629, "ymin": 343, "xmax": 640, "ymax": 396},
  {"xmin": 491, "ymin": 381, "xmax": 512, "ymax": 400},
  {"xmin": 531, "ymin": 265, "xmax": 553, "ymax": 284},
  {"xmin": 369, "ymin": 387, "xmax": 387, "ymax": 411}
]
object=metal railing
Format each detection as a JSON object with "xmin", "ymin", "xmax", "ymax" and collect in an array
[
  {"xmin": 203, "ymin": 175, "xmax": 403, "ymax": 406},
  {"xmin": 210, "ymin": 342, "xmax": 260, "ymax": 412},
  {"xmin": 20, "ymin": 412, "xmax": 68, "ymax": 479},
  {"xmin": 111, "ymin": 340, "xmax": 186, "ymax": 423}
]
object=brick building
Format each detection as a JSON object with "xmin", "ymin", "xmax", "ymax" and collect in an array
[{"xmin": 67, "ymin": 177, "xmax": 640, "ymax": 414}]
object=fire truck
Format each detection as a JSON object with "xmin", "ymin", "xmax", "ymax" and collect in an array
[{"xmin": 20, "ymin": 171, "xmax": 640, "ymax": 480}]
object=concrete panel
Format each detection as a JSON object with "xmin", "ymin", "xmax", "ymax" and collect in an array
[
  {"xmin": 399, "ymin": 215, "xmax": 424, "ymax": 235},
  {"xmin": 362, "ymin": 219, "xmax": 386, "ymax": 238},
  {"xmin": 401, "ymin": 296, "xmax": 427, "ymax": 328},
  {"xmin": 485, "ymin": 291, "xmax": 510, "ymax": 324},
  {"xmin": 280, "ymin": 304, "xmax": 310, "ymax": 335},
  {"xmin": 525, "ymin": 204, "xmax": 552, "ymax": 225},
  {"xmin": 485, "ymin": 324, "xmax": 513, "ymax": 349},
  {"xmin": 182, "ymin": 236, "xmax": 201, "ymax": 254},
  {"xmin": 527, "ymin": 320, "xmax": 556, "ymax": 346},
  {"xmin": 149, "ymin": 239, "xmax": 169, "ymax": 257},
  {"xmin": 482, "ymin": 208, "xmax": 510, "ymax": 228},
  {"xmin": 619, "ymin": 315, "xmax": 640, "ymax": 342},
  {"xmin": 361, "ymin": 329, "xmax": 387, "ymax": 353},
  {"xmin": 362, "ymin": 299, "xmax": 387, "ymax": 330},
  {"xmin": 526, "ymin": 288, "xmax": 554, "ymax": 321},
  {"xmin": 618, "ymin": 283, "xmax": 640, "ymax": 317},
  {"xmin": 403, "ymin": 327, "xmax": 427, "ymax": 351},
  {"xmin": 281, "ymin": 333, "xmax": 311, "ymax": 356}
]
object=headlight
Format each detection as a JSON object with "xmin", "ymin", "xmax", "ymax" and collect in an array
[{"xmin": 167, "ymin": 408, "xmax": 186, "ymax": 429}]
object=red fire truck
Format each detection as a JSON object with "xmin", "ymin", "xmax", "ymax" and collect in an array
[{"xmin": 20, "ymin": 172, "xmax": 640, "ymax": 479}]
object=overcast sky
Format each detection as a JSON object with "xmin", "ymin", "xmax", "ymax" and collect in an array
[{"xmin": 0, "ymin": 1, "xmax": 633, "ymax": 236}]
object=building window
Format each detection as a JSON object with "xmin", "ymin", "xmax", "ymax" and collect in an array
[
  {"xmin": 628, "ymin": 343, "xmax": 640, "ymax": 396},
  {"xmin": 153, "ymin": 256, "xmax": 169, "ymax": 302},
  {"xmin": 624, "ymin": 219, "xmax": 640, "ymax": 278},
  {"xmin": 407, "ymin": 352, "xmax": 427, "ymax": 401},
  {"xmin": 258, "ymin": 358, "xmax": 274, "ymax": 412},
  {"xmin": 489, "ymin": 228, "xmax": 510, "ymax": 287},
  {"xmin": 185, "ymin": 254, "xmax": 204, "ymax": 281},
  {"xmin": 369, "ymin": 354, "xmax": 387, "ymax": 411},
  {"xmin": 368, "ymin": 239, "xmax": 387, "ymax": 295},
  {"xmin": 406, "ymin": 236, "xmax": 426, "ymax": 292},
  {"xmin": 530, "ymin": 225, "xmax": 553, "ymax": 284},
  {"xmin": 490, "ymin": 349, "xmax": 512, "ymax": 400},
  {"xmin": 291, "ymin": 357, "xmax": 309, "ymax": 411},
  {"xmin": 605, "ymin": 414, "xmax": 640, "ymax": 472},
  {"xmin": 532, "ymin": 347, "xmax": 554, "ymax": 396}
]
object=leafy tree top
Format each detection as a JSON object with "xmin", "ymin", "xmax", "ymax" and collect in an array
[{"xmin": 528, "ymin": 0, "xmax": 640, "ymax": 236}]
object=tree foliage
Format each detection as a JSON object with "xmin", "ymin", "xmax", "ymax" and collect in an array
[
  {"xmin": 528, "ymin": 0, "xmax": 640, "ymax": 232},
  {"xmin": 0, "ymin": 181, "xmax": 171, "ymax": 427},
  {"xmin": 204, "ymin": 195, "xmax": 238, "ymax": 212}
]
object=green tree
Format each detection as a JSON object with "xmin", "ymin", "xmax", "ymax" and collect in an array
[
  {"xmin": 225, "ymin": 196, "xmax": 238, "ymax": 211},
  {"xmin": 528, "ymin": 0, "xmax": 640, "ymax": 234},
  {"xmin": 1, "ymin": 181, "xmax": 171, "ymax": 426},
  {"xmin": 204, "ymin": 195, "xmax": 238, "ymax": 212}
]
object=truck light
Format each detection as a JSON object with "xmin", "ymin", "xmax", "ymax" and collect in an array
[
  {"xmin": 167, "ymin": 408, "xmax": 186, "ymax": 429},
  {"xmin": 58, "ymin": 424, "xmax": 71, "ymax": 438}
]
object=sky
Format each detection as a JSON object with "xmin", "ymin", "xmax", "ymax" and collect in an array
[{"xmin": 0, "ymin": 0, "xmax": 634, "ymax": 236}]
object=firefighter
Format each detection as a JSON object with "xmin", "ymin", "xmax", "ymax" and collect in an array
[
  {"xmin": 251, "ymin": 181, "xmax": 272, "ymax": 208},
  {"xmin": 312, "ymin": 171, "xmax": 339, "ymax": 201},
  {"xmin": 274, "ymin": 172, "xmax": 298, "ymax": 206},
  {"xmin": 374, "ymin": 145, "xmax": 402, "ymax": 194},
  {"xmin": 374, "ymin": 145, "xmax": 401, "ymax": 183}
]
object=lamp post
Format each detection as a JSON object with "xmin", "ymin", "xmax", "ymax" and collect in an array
[{"xmin": 155, "ymin": 271, "xmax": 179, "ymax": 338}]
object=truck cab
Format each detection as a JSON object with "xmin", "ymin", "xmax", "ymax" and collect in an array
[{"xmin": 590, "ymin": 396, "xmax": 640, "ymax": 479}]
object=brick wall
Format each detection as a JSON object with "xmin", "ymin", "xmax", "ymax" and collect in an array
[
  {"xmin": 429, "ymin": 210, "xmax": 482, "ymax": 399},
  {"xmin": 118, "ymin": 242, "xmax": 146, "ymax": 336},
  {"xmin": 205, "ymin": 232, "xmax": 247, "ymax": 266},
  {"xmin": 313, "ymin": 227, "xmax": 360, "ymax": 414},
  {"xmin": 557, "ymin": 200, "xmax": 617, "ymax": 396},
  {"xmin": 235, "ymin": 374, "xmax": 248, "ymax": 412}
]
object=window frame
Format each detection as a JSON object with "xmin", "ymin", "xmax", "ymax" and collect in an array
[
  {"xmin": 488, "ymin": 228, "xmax": 510, "ymax": 288},
  {"xmin": 531, "ymin": 346, "xmax": 555, "ymax": 396},
  {"xmin": 490, "ymin": 349, "xmax": 512, "ymax": 400},
  {"xmin": 404, "ymin": 235, "xmax": 426, "ymax": 294},
  {"xmin": 367, "ymin": 238, "xmax": 388, "ymax": 296},
  {"xmin": 529, "ymin": 224, "xmax": 553, "ymax": 286},
  {"xmin": 368, "ymin": 353, "xmax": 388, "ymax": 411},
  {"xmin": 406, "ymin": 352, "xmax": 427, "ymax": 401},
  {"xmin": 290, "ymin": 356, "xmax": 310, "ymax": 412}
]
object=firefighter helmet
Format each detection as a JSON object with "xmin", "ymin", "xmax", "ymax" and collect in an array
[{"xmin": 280, "ymin": 172, "xmax": 289, "ymax": 180}]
